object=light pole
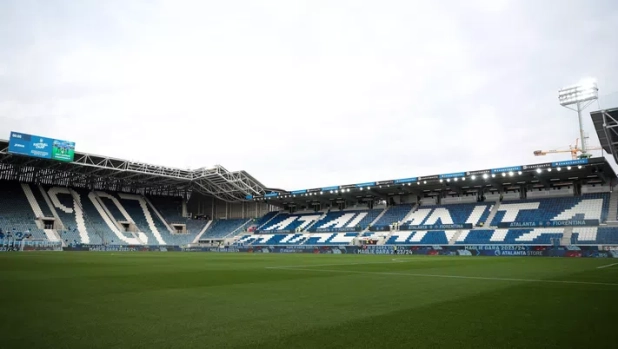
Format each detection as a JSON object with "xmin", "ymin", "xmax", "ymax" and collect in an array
[{"xmin": 558, "ymin": 79, "xmax": 599, "ymax": 159}]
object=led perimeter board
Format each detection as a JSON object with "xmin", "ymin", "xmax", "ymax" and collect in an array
[{"xmin": 8, "ymin": 131, "xmax": 76, "ymax": 162}]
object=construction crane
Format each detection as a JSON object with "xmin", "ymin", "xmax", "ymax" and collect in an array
[{"xmin": 533, "ymin": 138, "xmax": 602, "ymax": 160}]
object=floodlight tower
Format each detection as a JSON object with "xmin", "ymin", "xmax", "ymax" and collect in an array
[{"xmin": 558, "ymin": 79, "xmax": 599, "ymax": 159}]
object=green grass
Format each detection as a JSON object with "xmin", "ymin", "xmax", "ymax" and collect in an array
[{"xmin": 1, "ymin": 252, "xmax": 617, "ymax": 349}]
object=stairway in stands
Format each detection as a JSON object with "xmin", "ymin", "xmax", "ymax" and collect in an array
[
  {"xmin": 484, "ymin": 201, "xmax": 501, "ymax": 227},
  {"xmin": 607, "ymin": 187, "xmax": 618, "ymax": 223}
]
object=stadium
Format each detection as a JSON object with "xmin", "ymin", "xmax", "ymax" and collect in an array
[
  {"xmin": 1, "ymin": 106, "xmax": 618, "ymax": 348},
  {"xmin": 2, "ymin": 2, "xmax": 618, "ymax": 347}
]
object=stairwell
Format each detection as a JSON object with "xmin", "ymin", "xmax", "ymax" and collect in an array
[
  {"xmin": 87, "ymin": 192, "xmax": 142, "ymax": 245},
  {"xmin": 484, "ymin": 201, "xmax": 501, "ymax": 227},
  {"xmin": 303, "ymin": 210, "xmax": 329, "ymax": 232},
  {"xmin": 192, "ymin": 220, "xmax": 213, "ymax": 243},
  {"xmin": 144, "ymin": 196, "xmax": 175, "ymax": 234},
  {"xmin": 257, "ymin": 212, "xmax": 281, "ymax": 230},
  {"xmin": 43, "ymin": 229, "xmax": 62, "ymax": 242},
  {"xmin": 38, "ymin": 185, "xmax": 65, "ymax": 230},
  {"xmin": 70, "ymin": 190, "xmax": 91, "ymax": 244},
  {"xmin": 21, "ymin": 183, "xmax": 44, "ymax": 218},
  {"xmin": 362, "ymin": 207, "xmax": 389, "ymax": 233},
  {"xmin": 138, "ymin": 197, "xmax": 166, "ymax": 245},
  {"xmin": 399, "ymin": 204, "xmax": 420, "ymax": 225},
  {"xmin": 224, "ymin": 219, "xmax": 253, "ymax": 238},
  {"xmin": 448, "ymin": 230, "xmax": 463, "ymax": 245},
  {"xmin": 561, "ymin": 227, "xmax": 574, "ymax": 246},
  {"xmin": 607, "ymin": 187, "xmax": 618, "ymax": 223}
]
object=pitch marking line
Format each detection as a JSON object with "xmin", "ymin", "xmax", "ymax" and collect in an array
[
  {"xmin": 597, "ymin": 263, "xmax": 618, "ymax": 269},
  {"xmin": 266, "ymin": 264, "xmax": 618, "ymax": 287},
  {"xmin": 265, "ymin": 260, "xmax": 411, "ymax": 269}
]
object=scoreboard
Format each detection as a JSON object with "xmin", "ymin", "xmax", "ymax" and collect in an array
[{"xmin": 8, "ymin": 131, "xmax": 76, "ymax": 162}]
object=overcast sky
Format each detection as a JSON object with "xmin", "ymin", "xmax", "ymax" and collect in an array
[{"xmin": 1, "ymin": 0, "xmax": 618, "ymax": 190}]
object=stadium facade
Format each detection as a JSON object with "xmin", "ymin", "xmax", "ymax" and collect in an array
[{"xmin": 2, "ymin": 109, "xmax": 618, "ymax": 255}]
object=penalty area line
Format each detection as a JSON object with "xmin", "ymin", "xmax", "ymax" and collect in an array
[
  {"xmin": 266, "ymin": 266, "xmax": 618, "ymax": 287},
  {"xmin": 597, "ymin": 263, "xmax": 618, "ymax": 269}
]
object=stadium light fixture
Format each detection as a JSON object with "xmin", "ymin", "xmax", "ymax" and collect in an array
[
  {"xmin": 567, "ymin": 166, "xmax": 572, "ymax": 170},
  {"xmin": 482, "ymin": 174, "xmax": 488, "ymax": 179},
  {"xmin": 557, "ymin": 167, "xmax": 561, "ymax": 171},
  {"xmin": 536, "ymin": 169, "xmax": 542, "ymax": 173},
  {"xmin": 558, "ymin": 79, "xmax": 599, "ymax": 157},
  {"xmin": 471, "ymin": 175, "xmax": 476, "ymax": 180},
  {"xmin": 547, "ymin": 168, "xmax": 552, "ymax": 172},
  {"xmin": 518, "ymin": 171, "xmax": 522, "ymax": 175}
]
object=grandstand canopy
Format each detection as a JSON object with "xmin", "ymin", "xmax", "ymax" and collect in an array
[
  {"xmin": 0, "ymin": 139, "xmax": 269, "ymax": 202},
  {"xmin": 591, "ymin": 108, "xmax": 618, "ymax": 164},
  {"xmin": 255, "ymin": 157, "xmax": 616, "ymax": 207}
]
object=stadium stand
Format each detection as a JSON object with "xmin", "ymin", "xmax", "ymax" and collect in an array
[
  {"xmin": 257, "ymin": 212, "xmax": 322, "ymax": 232},
  {"xmin": 309, "ymin": 209, "xmax": 383, "ymax": 232},
  {"xmin": 0, "ymin": 182, "xmax": 47, "ymax": 241},
  {"xmin": 201, "ymin": 219, "xmax": 250, "ymax": 239},
  {"xmin": 490, "ymin": 193, "xmax": 609, "ymax": 226}
]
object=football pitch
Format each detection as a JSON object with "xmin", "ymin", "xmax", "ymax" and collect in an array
[{"xmin": 1, "ymin": 253, "xmax": 617, "ymax": 349}]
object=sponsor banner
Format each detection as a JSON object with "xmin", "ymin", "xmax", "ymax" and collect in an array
[
  {"xmin": 264, "ymin": 192, "xmax": 279, "ymax": 198},
  {"xmin": 466, "ymin": 169, "xmax": 490, "ymax": 176},
  {"xmin": 417, "ymin": 175, "xmax": 438, "ymax": 181},
  {"xmin": 307, "ymin": 188, "xmax": 321, "ymax": 193},
  {"xmin": 321, "ymin": 186, "xmax": 339, "ymax": 191},
  {"xmin": 439, "ymin": 172, "xmax": 466, "ymax": 179},
  {"xmin": 291, "ymin": 190, "xmax": 307, "ymax": 195},
  {"xmin": 491, "ymin": 165, "xmax": 522, "ymax": 174},
  {"xmin": 394, "ymin": 177, "xmax": 418, "ymax": 184},
  {"xmin": 522, "ymin": 163, "xmax": 551, "ymax": 170},
  {"xmin": 552, "ymin": 159, "xmax": 588, "ymax": 167},
  {"xmin": 9, "ymin": 131, "xmax": 76, "ymax": 162},
  {"xmin": 497, "ymin": 219, "xmax": 599, "ymax": 228},
  {"xmin": 64, "ymin": 244, "xmax": 182, "ymax": 252},
  {"xmin": 245, "ymin": 195, "xmax": 253, "ymax": 200},
  {"xmin": 355, "ymin": 182, "xmax": 376, "ymax": 188},
  {"xmin": 400, "ymin": 223, "xmax": 473, "ymax": 230},
  {"xmin": 376, "ymin": 180, "xmax": 394, "ymax": 186},
  {"xmin": 340, "ymin": 184, "xmax": 356, "ymax": 189}
]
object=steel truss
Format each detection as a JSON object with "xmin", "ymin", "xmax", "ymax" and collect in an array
[
  {"xmin": 0, "ymin": 140, "xmax": 268, "ymax": 201},
  {"xmin": 592, "ymin": 108, "xmax": 618, "ymax": 166}
]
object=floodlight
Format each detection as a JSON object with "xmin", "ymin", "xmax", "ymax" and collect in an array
[
  {"xmin": 517, "ymin": 171, "xmax": 522, "ymax": 175},
  {"xmin": 557, "ymin": 167, "xmax": 561, "ymax": 171},
  {"xmin": 471, "ymin": 175, "xmax": 476, "ymax": 180},
  {"xmin": 482, "ymin": 174, "xmax": 488, "ymax": 179},
  {"xmin": 536, "ymin": 168, "xmax": 542, "ymax": 173},
  {"xmin": 558, "ymin": 79, "xmax": 599, "ymax": 156},
  {"xmin": 567, "ymin": 166, "xmax": 572, "ymax": 170}
]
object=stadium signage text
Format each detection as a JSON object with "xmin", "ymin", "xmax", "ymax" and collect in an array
[
  {"xmin": 491, "ymin": 166, "xmax": 522, "ymax": 174},
  {"xmin": 552, "ymin": 159, "xmax": 588, "ymax": 167},
  {"xmin": 497, "ymin": 219, "xmax": 599, "ymax": 228},
  {"xmin": 522, "ymin": 163, "xmax": 551, "ymax": 170},
  {"xmin": 439, "ymin": 172, "xmax": 466, "ymax": 179},
  {"xmin": 400, "ymin": 223, "xmax": 472, "ymax": 230}
]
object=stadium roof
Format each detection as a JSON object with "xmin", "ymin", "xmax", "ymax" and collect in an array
[
  {"xmin": 252, "ymin": 157, "xmax": 616, "ymax": 207},
  {"xmin": 591, "ymin": 108, "xmax": 618, "ymax": 164},
  {"xmin": 0, "ymin": 139, "xmax": 269, "ymax": 201}
]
